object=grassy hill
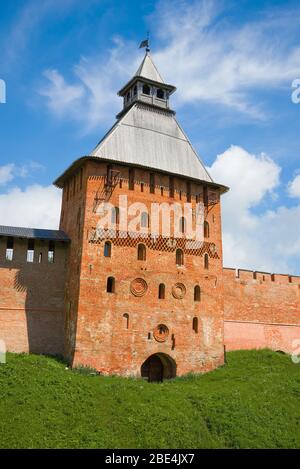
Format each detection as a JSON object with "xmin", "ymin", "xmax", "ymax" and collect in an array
[{"xmin": 0, "ymin": 349, "xmax": 300, "ymax": 448}]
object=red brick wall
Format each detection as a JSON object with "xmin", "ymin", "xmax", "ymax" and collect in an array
[
  {"xmin": 59, "ymin": 165, "xmax": 86, "ymax": 363},
  {"xmin": 0, "ymin": 237, "xmax": 67, "ymax": 355},
  {"xmin": 223, "ymin": 268, "xmax": 300, "ymax": 353},
  {"xmin": 62, "ymin": 160, "xmax": 225, "ymax": 376}
]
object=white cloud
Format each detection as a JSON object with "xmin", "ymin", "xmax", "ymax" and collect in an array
[
  {"xmin": 288, "ymin": 174, "xmax": 300, "ymax": 198},
  {"xmin": 210, "ymin": 145, "xmax": 280, "ymax": 228},
  {"xmin": 0, "ymin": 164, "xmax": 15, "ymax": 185},
  {"xmin": 39, "ymin": 0, "xmax": 300, "ymax": 127},
  {"xmin": 153, "ymin": 0, "xmax": 300, "ymax": 118},
  {"xmin": 0, "ymin": 184, "xmax": 61, "ymax": 229},
  {"xmin": 208, "ymin": 145, "xmax": 300, "ymax": 274},
  {"xmin": 41, "ymin": 69, "xmax": 85, "ymax": 115},
  {"xmin": 0, "ymin": 162, "xmax": 45, "ymax": 186},
  {"xmin": 39, "ymin": 38, "xmax": 141, "ymax": 132}
]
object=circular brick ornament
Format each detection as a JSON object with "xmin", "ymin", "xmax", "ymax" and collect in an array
[
  {"xmin": 153, "ymin": 324, "xmax": 169, "ymax": 342},
  {"xmin": 130, "ymin": 278, "xmax": 148, "ymax": 297},
  {"xmin": 172, "ymin": 283, "xmax": 186, "ymax": 299}
]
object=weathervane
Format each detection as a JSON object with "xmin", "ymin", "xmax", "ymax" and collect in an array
[{"xmin": 139, "ymin": 32, "xmax": 150, "ymax": 52}]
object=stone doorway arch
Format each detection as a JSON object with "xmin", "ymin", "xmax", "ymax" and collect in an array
[{"xmin": 141, "ymin": 353, "xmax": 177, "ymax": 382}]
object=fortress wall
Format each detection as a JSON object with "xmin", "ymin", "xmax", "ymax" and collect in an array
[
  {"xmin": 223, "ymin": 267, "xmax": 300, "ymax": 353},
  {"xmin": 0, "ymin": 237, "xmax": 67, "ymax": 355}
]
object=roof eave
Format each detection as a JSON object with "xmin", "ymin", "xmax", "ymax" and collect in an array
[
  {"xmin": 53, "ymin": 155, "xmax": 229, "ymax": 194},
  {"xmin": 0, "ymin": 226, "xmax": 70, "ymax": 242},
  {"xmin": 115, "ymin": 101, "xmax": 176, "ymax": 119}
]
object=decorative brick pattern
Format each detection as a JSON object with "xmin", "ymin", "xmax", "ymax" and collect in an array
[{"xmin": 89, "ymin": 228, "xmax": 219, "ymax": 258}]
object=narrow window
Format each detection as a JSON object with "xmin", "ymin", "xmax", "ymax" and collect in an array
[
  {"xmin": 133, "ymin": 85, "xmax": 137, "ymax": 96},
  {"xmin": 48, "ymin": 241, "xmax": 55, "ymax": 263},
  {"xmin": 141, "ymin": 182, "xmax": 144, "ymax": 192},
  {"xmin": 6, "ymin": 237, "xmax": 14, "ymax": 261},
  {"xmin": 107, "ymin": 276, "xmax": 115, "ymax": 293},
  {"xmin": 142, "ymin": 84, "xmax": 150, "ymax": 95},
  {"xmin": 179, "ymin": 217, "xmax": 186, "ymax": 234},
  {"xmin": 203, "ymin": 186, "xmax": 208, "ymax": 207},
  {"xmin": 204, "ymin": 253, "xmax": 209, "ymax": 270},
  {"xmin": 171, "ymin": 333, "xmax": 175, "ymax": 350},
  {"xmin": 126, "ymin": 91, "xmax": 130, "ymax": 102},
  {"xmin": 187, "ymin": 181, "xmax": 191, "ymax": 202},
  {"xmin": 204, "ymin": 221, "xmax": 210, "ymax": 238},
  {"xmin": 129, "ymin": 168, "xmax": 135, "ymax": 190},
  {"xmin": 160, "ymin": 186, "xmax": 164, "ymax": 196},
  {"xmin": 104, "ymin": 241, "xmax": 112, "ymax": 258},
  {"xmin": 179, "ymin": 190, "xmax": 182, "ymax": 200},
  {"xmin": 141, "ymin": 212, "xmax": 149, "ymax": 228},
  {"xmin": 111, "ymin": 206, "xmax": 120, "ymax": 225},
  {"xmin": 137, "ymin": 243, "xmax": 146, "ymax": 261},
  {"xmin": 158, "ymin": 283, "xmax": 165, "ymax": 299},
  {"xmin": 169, "ymin": 177, "xmax": 174, "ymax": 198},
  {"xmin": 150, "ymin": 173, "xmax": 155, "ymax": 194},
  {"xmin": 156, "ymin": 88, "xmax": 165, "ymax": 99},
  {"xmin": 77, "ymin": 207, "xmax": 81, "ymax": 239},
  {"xmin": 193, "ymin": 317, "xmax": 198, "ymax": 333},
  {"xmin": 38, "ymin": 252, "xmax": 43, "ymax": 264},
  {"xmin": 119, "ymin": 178, "xmax": 123, "ymax": 189},
  {"xmin": 176, "ymin": 249, "xmax": 184, "ymax": 266},
  {"xmin": 123, "ymin": 313, "xmax": 129, "ymax": 329},
  {"xmin": 27, "ymin": 239, "xmax": 35, "ymax": 263},
  {"xmin": 106, "ymin": 164, "xmax": 112, "ymax": 185},
  {"xmin": 194, "ymin": 285, "xmax": 201, "ymax": 302}
]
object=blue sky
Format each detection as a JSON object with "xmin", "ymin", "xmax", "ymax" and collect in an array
[{"xmin": 0, "ymin": 0, "xmax": 300, "ymax": 274}]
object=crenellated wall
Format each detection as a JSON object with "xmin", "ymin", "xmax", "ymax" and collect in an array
[
  {"xmin": 223, "ymin": 268, "xmax": 300, "ymax": 353},
  {"xmin": 0, "ymin": 237, "xmax": 68, "ymax": 355}
]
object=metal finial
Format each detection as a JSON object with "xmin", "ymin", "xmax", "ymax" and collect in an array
[{"xmin": 139, "ymin": 32, "xmax": 150, "ymax": 52}]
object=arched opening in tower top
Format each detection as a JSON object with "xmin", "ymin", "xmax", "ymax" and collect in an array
[
  {"xmin": 141, "ymin": 353, "xmax": 176, "ymax": 382},
  {"xmin": 142, "ymin": 83, "xmax": 151, "ymax": 95}
]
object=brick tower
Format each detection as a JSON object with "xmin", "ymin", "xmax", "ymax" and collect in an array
[{"xmin": 54, "ymin": 50, "xmax": 228, "ymax": 380}]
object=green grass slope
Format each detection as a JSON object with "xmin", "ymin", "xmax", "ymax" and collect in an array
[{"xmin": 0, "ymin": 350, "xmax": 300, "ymax": 449}]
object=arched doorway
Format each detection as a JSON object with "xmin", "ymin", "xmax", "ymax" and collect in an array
[{"xmin": 141, "ymin": 353, "xmax": 176, "ymax": 382}]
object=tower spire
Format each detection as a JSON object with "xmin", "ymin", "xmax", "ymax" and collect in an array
[{"xmin": 117, "ymin": 42, "xmax": 176, "ymax": 118}]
